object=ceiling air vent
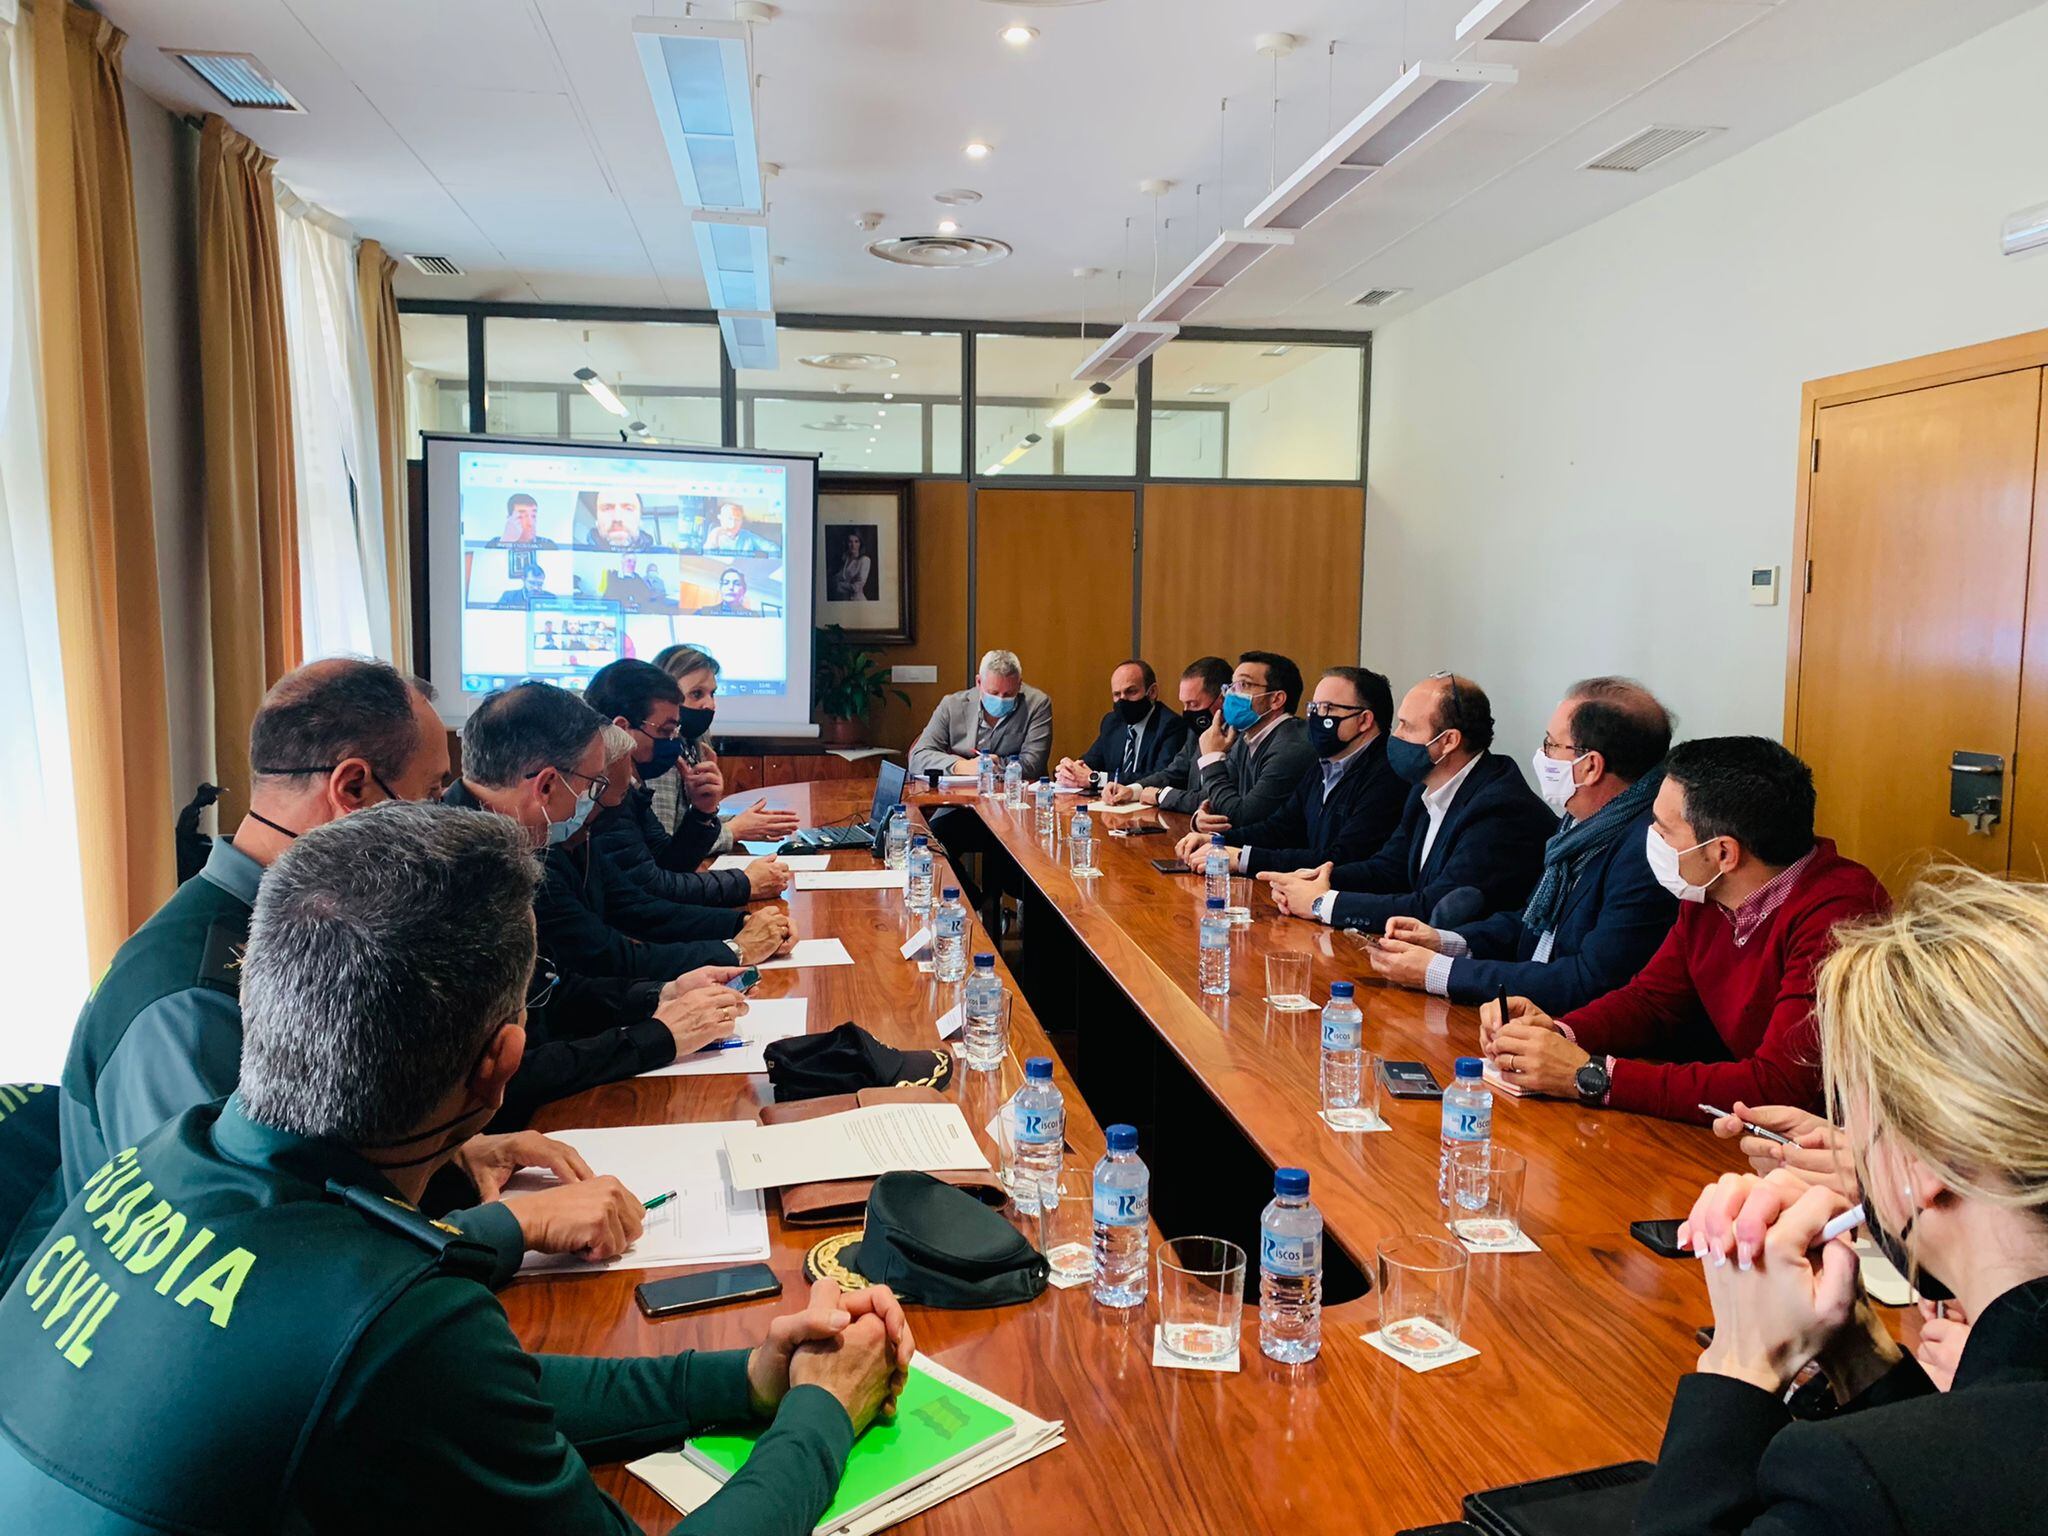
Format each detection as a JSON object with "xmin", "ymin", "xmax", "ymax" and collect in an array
[
  {"xmin": 1349, "ymin": 287, "xmax": 1408, "ymax": 308},
  {"xmin": 163, "ymin": 51, "xmax": 302, "ymax": 111},
  {"xmin": 867, "ymin": 235, "xmax": 1012, "ymax": 269},
  {"xmin": 799, "ymin": 351, "xmax": 899, "ymax": 372},
  {"xmin": 403, "ymin": 254, "xmax": 464, "ymax": 277},
  {"xmin": 1582, "ymin": 125, "xmax": 1720, "ymax": 174}
]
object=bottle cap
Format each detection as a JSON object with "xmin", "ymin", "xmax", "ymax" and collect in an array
[
  {"xmin": 1025, "ymin": 1056, "xmax": 1053, "ymax": 1080},
  {"xmin": 973, "ymin": 952, "xmax": 995, "ymax": 968},
  {"xmin": 1209, "ymin": 832, "xmax": 1224, "ymax": 845},
  {"xmin": 1105, "ymin": 1123, "xmax": 1138, "ymax": 1153},
  {"xmin": 1205, "ymin": 896, "xmax": 1225, "ymax": 910},
  {"xmin": 942, "ymin": 886, "xmax": 959, "ymax": 899},
  {"xmin": 911, "ymin": 833, "xmax": 928, "ymax": 846},
  {"xmin": 1454, "ymin": 1056, "xmax": 1484, "ymax": 1079},
  {"xmin": 892, "ymin": 803, "xmax": 907, "ymax": 814},
  {"xmin": 1330, "ymin": 981, "xmax": 1354, "ymax": 999},
  {"xmin": 1274, "ymin": 1167, "xmax": 1309, "ymax": 1198},
  {"xmin": 1039, "ymin": 776, "xmax": 1052, "ymax": 784}
]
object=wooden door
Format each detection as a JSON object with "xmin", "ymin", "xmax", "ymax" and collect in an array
[
  {"xmin": 2011, "ymin": 384, "xmax": 2048, "ymax": 877},
  {"xmin": 974, "ymin": 489, "xmax": 1135, "ymax": 766},
  {"xmin": 1795, "ymin": 368, "xmax": 2041, "ymax": 884}
]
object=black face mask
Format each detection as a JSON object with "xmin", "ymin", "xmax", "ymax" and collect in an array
[
  {"xmin": 676, "ymin": 704, "xmax": 716, "ymax": 742},
  {"xmin": 1864, "ymin": 1190, "xmax": 1954, "ymax": 1303},
  {"xmin": 1182, "ymin": 707, "xmax": 1213, "ymax": 733},
  {"xmin": 1114, "ymin": 698, "xmax": 1153, "ymax": 727},
  {"xmin": 1309, "ymin": 712, "xmax": 1352, "ymax": 759}
]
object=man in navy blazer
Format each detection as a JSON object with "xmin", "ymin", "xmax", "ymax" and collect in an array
[
  {"xmin": 1174, "ymin": 665, "xmax": 1408, "ymax": 875},
  {"xmin": 1054, "ymin": 659, "xmax": 1189, "ymax": 787},
  {"xmin": 1364, "ymin": 678, "xmax": 1680, "ymax": 1015},
  {"xmin": 1264, "ymin": 672, "xmax": 1555, "ymax": 933}
]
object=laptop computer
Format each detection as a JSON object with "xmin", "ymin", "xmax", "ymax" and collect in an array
[{"xmin": 786, "ymin": 759, "xmax": 906, "ymax": 851}]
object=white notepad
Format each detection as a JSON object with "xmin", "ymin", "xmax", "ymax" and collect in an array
[
  {"xmin": 721, "ymin": 1102, "xmax": 989, "ymax": 1191},
  {"xmin": 643, "ymin": 997, "xmax": 809, "ymax": 1077},
  {"xmin": 710, "ymin": 853, "xmax": 833, "ymax": 872},
  {"xmin": 756, "ymin": 938, "xmax": 855, "ymax": 970},
  {"xmin": 793, "ymin": 869, "xmax": 908, "ymax": 891}
]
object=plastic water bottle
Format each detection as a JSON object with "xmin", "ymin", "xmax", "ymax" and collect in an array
[
  {"xmin": 906, "ymin": 834, "xmax": 934, "ymax": 915},
  {"xmin": 1199, "ymin": 896, "xmax": 1231, "ymax": 996},
  {"xmin": 883, "ymin": 804, "xmax": 910, "ymax": 869},
  {"xmin": 977, "ymin": 751, "xmax": 998, "ymax": 798},
  {"xmin": 1090, "ymin": 1124, "xmax": 1149, "ymax": 1307},
  {"xmin": 1069, "ymin": 805, "xmax": 1095, "ymax": 877},
  {"xmin": 1439, "ymin": 1056, "xmax": 1494, "ymax": 1211},
  {"xmin": 1004, "ymin": 756, "xmax": 1025, "ymax": 809},
  {"xmin": 1259, "ymin": 1167, "xmax": 1323, "ymax": 1363},
  {"xmin": 1033, "ymin": 777, "xmax": 1057, "ymax": 838},
  {"xmin": 962, "ymin": 953, "xmax": 1007, "ymax": 1070},
  {"xmin": 1203, "ymin": 834, "xmax": 1231, "ymax": 906},
  {"xmin": 1319, "ymin": 982, "xmax": 1369, "ymax": 1129},
  {"xmin": 933, "ymin": 886, "xmax": 968, "ymax": 983},
  {"xmin": 1003, "ymin": 1056, "xmax": 1065, "ymax": 1217}
]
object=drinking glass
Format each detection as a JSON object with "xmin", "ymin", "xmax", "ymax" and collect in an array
[
  {"xmin": 1225, "ymin": 876, "xmax": 1254, "ymax": 926},
  {"xmin": 1449, "ymin": 1148, "xmax": 1528, "ymax": 1249},
  {"xmin": 1264, "ymin": 952, "xmax": 1316, "ymax": 1012},
  {"xmin": 1155, "ymin": 1237, "xmax": 1247, "ymax": 1361},
  {"xmin": 1034, "ymin": 1158, "xmax": 1094, "ymax": 1285},
  {"xmin": 1324, "ymin": 1052, "xmax": 1384, "ymax": 1132},
  {"xmin": 1375, "ymin": 1235, "xmax": 1470, "ymax": 1359}
]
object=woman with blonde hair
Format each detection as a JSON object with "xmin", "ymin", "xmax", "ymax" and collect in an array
[{"xmin": 1640, "ymin": 866, "xmax": 2048, "ymax": 1534}]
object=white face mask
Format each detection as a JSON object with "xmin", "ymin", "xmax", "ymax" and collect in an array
[
  {"xmin": 1529, "ymin": 746, "xmax": 1589, "ymax": 817},
  {"xmin": 1645, "ymin": 824, "xmax": 1720, "ymax": 903}
]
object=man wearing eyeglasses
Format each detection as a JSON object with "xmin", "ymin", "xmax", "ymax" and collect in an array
[
  {"xmin": 1264, "ymin": 672, "xmax": 1555, "ymax": 935},
  {"xmin": 43, "ymin": 661, "xmax": 660, "ymax": 1292},
  {"xmin": 1174, "ymin": 666, "xmax": 1408, "ymax": 876},
  {"xmin": 1173, "ymin": 651, "xmax": 1316, "ymax": 833}
]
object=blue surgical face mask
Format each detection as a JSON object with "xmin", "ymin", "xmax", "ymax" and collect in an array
[
  {"xmin": 1385, "ymin": 730, "xmax": 1444, "ymax": 785},
  {"xmin": 981, "ymin": 691, "xmax": 1018, "ymax": 720},
  {"xmin": 1221, "ymin": 691, "xmax": 1262, "ymax": 731},
  {"xmin": 638, "ymin": 731, "xmax": 684, "ymax": 780},
  {"xmin": 545, "ymin": 785, "xmax": 597, "ymax": 846}
]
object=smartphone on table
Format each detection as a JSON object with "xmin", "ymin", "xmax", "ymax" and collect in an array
[
  {"xmin": 1629, "ymin": 1219, "xmax": 1689, "ymax": 1258},
  {"xmin": 1380, "ymin": 1060, "xmax": 1444, "ymax": 1100},
  {"xmin": 725, "ymin": 966, "xmax": 761, "ymax": 994},
  {"xmin": 636, "ymin": 1263, "xmax": 782, "ymax": 1318}
]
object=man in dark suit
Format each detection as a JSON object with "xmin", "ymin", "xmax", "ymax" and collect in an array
[
  {"xmin": 1264, "ymin": 672, "xmax": 1554, "ymax": 933},
  {"xmin": 1169, "ymin": 651, "xmax": 1315, "ymax": 831},
  {"xmin": 1175, "ymin": 665, "xmax": 1408, "ymax": 876},
  {"xmin": 1054, "ymin": 659, "xmax": 1189, "ymax": 788},
  {"xmin": 1099, "ymin": 656, "xmax": 1230, "ymax": 813},
  {"xmin": 1362, "ymin": 677, "xmax": 1679, "ymax": 1015}
]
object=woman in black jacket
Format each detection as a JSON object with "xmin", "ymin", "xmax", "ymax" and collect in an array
[{"xmin": 1641, "ymin": 867, "xmax": 2048, "ymax": 1535}]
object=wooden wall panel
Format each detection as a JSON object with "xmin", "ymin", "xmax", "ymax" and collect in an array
[
  {"xmin": 974, "ymin": 489, "xmax": 1136, "ymax": 766},
  {"xmin": 1139, "ymin": 484, "xmax": 1365, "ymax": 688},
  {"xmin": 867, "ymin": 481, "xmax": 969, "ymax": 753},
  {"xmin": 2011, "ymin": 380, "xmax": 2048, "ymax": 879}
]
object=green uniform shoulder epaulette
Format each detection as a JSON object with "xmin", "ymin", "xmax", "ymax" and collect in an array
[
  {"xmin": 327, "ymin": 1181, "xmax": 499, "ymax": 1282},
  {"xmin": 195, "ymin": 914, "xmax": 251, "ymax": 996}
]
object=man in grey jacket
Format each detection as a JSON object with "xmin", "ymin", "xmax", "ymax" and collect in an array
[
  {"xmin": 907, "ymin": 649, "xmax": 1054, "ymax": 781},
  {"xmin": 1183, "ymin": 651, "xmax": 1316, "ymax": 833}
]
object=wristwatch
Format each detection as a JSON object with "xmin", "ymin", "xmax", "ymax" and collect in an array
[
  {"xmin": 1574, "ymin": 1058, "xmax": 1610, "ymax": 1106},
  {"xmin": 725, "ymin": 939, "xmax": 746, "ymax": 963}
]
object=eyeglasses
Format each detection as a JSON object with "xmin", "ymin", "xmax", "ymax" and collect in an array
[
  {"xmin": 633, "ymin": 720, "xmax": 681, "ymax": 741},
  {"xmin": 524, "ymin": 967, "xmax": 559, "ymax": 1011},
  {"xmin": 526, "ymin": 765, "xmax": 610, "ymax": 799},
  {"xmin": 1307, "ymin": 703, "xmax": 1364, "ymax": 721},
  {"xmin": 1540, "ymin": 734, "xmax": 1585, "ymax": 757},
  {"xmin": 1429, "ymin": 670, "xmax": 1466, "ymax": 737}
]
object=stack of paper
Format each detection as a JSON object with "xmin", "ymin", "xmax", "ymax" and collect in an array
[
  {"xmin": 722, "ymin": 1103, "xmax": 989, "ymax": 1191},
  {"xmin": 511, "ymin": 1122, "xmax": 768, "ymax": 1275},
  {"xmin": 645, "ymin": 997, "xmax": 810, "ymax": 1078},
  {"xmin": 1481, "ymin": 1061, "xmax": 1528, "ymax": 1099},
  {"xmin": 793, "ymin": 869, "xmax": 907, "ymax": 892},
  {"xmin": 711, "ymin": 853, "xmax": 833, "ymax": 873},
  {"xmin": 628, "ymin": 1353, "xmax": 1064, "ymax": 1536},
  {"xmin": 758, "ymin": 938, "xmax": 856, "ymax": 970}
]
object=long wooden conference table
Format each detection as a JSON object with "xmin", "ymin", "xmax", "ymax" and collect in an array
[{"xmin": 506, "ymin": 780, "xmax": 1739, "ymax": 1534}]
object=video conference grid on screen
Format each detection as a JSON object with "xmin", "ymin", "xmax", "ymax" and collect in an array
[{"xmin": 456, "ymin": 448, "xmax": 791, "ymax": 699}]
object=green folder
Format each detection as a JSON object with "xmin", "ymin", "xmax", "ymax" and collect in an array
[{"xmin": 686, "ymin": 1366, "xmax": 1016, "ymax": 1531}]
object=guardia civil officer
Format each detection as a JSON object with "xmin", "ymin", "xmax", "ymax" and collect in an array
[{"xmin": 0, "ymin": 802, "xmax": 910, "ymax": 1532}]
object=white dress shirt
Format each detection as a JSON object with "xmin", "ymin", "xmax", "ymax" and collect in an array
[{"xmin": 1311, "ymin": 751, "xmax": 1480, "ymax": 926}]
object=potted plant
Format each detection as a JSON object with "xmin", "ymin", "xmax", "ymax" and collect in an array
[{"xmin": 814, "ymin": 625, "xmax": 910, "ymax": 747}]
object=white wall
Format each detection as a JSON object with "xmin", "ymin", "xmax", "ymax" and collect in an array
[
  {"xmin": 1364, "ymin": 2, "xmax": 2048, "ymax": 764},
  {"xmin": 125, "ymin": 83, "xmax": 211, "ymax": 804}
]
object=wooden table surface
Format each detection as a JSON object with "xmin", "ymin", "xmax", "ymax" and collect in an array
[{"xmin": 508, "ymin": 781, "xmax": 1739, "ymax": 1535}]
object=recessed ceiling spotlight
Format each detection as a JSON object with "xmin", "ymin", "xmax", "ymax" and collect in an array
[
  {"xmin": 889, "ymin": 373, "xmax": 900, "ymax": 380},
  {"xmin": 1186, "ymin": 383, "xmax": 1229, "ymax": 396},
  {"xmin": 933, "ymin": 188, "xmax": 983, "ymax": 206},
  {"xmin": 937, "ymin": 218, "xmax": 959, "ymax": 235},
  {"xmin": 877, "ymin": 408, "xmax": 888, "ymax": 416},
  {"xmin": 883, "ymin": 391, "xmax": 895, "ymax": 400},
  {"xmin": 1001, "ymin": 24, "xmax": 1039, "ymax": 46},
  {"xmin": 964, "ymin": 140, "xmax": 993, "ymax": 160},
  {"xmin": 1260, "ymin": 345, "xmax": 1293, "ymax": 357}
]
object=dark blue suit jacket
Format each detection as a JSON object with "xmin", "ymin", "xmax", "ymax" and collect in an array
[
  {"xmin": 1240, "ymin": 734, "xmax": 1409, "ymax": 875},
  {"xmin": 1325, "ymin": 751, "xmax": 1556, "ymax": 933},
  {"xmin": 1439, "ymin": 804, "xmax": 1678, "ymax": 1014},
  {"xmin": 1079, "ymin": 702, "xmax": 1188, "ymax": 779}
]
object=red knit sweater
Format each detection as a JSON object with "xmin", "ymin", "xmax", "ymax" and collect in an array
[{"xmin": 1560, "ymin": 840, "xmax": 1889, "ymax": 1121}]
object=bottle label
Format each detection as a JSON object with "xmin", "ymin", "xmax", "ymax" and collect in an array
[
  {"xmin": 1093, "ymin": 1185, "xmax": 1146, "ymax": 1226},
  {"xmin": 1012, "ymin": 1107, "xmax": 1062, "ymax": 1146},
  {"xmin": 1441, "ymin": 1107, "xmax": 1490, "ymax": 1141},
  {"xmin": 1262, "ymin": 1229, "xmax": 1321, "ymax": 1277},
  {"xmin": 1321, "ymin": 1019, "xmax": 1362, "ymax": 1051}
]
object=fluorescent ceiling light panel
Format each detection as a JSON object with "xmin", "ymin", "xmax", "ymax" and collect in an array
[
  {"xmin": 1046, "ymin": 394, "xmax": 1099, "ymax": 428},
  {"xmin": 633, "ymin": 17, "xmax": 763, "ymax": 212},
  {"xmin": 1071, "ymin": 322, "xmax": 1178, "ymax": 385},
  {"xmin": 2001, "ymin": 200, "xmax": 2048, "ymax": 257},
  {"xmin": 1456, "ymin": 0, "xmax": 1624, "ymax": 45},
  {"xmin": 1136, "ymin": 229, "xmax": 1295, "ymax": 325},
  {"xmin": 719, "ymin": 311, "xmax": 778, "ymax": 371},
  {"xmin": 691, "ymin": 212, "xmax": 773, "ymax": 311},
  {"xmin": 573, "ymin": 368, "xmax": 629, "ymax": 418},
  {"xmin": 1245, "ymin": 60, "xmax": 1516, "ymax": 232}
]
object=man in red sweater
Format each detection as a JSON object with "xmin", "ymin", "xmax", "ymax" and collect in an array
[{"xmin": 1483, "ymin": 736, "xmax": 1887, "ymax": 1121}]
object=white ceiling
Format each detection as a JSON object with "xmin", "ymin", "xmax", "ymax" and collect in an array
[{"xmin": 111, "ymin": 0, "xmax": 2043, "ymax": 332}]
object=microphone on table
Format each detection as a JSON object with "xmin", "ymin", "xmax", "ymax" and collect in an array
[{"xmin": 1425, "ymin": 886, "xmax": 1486, "ymax": 931}]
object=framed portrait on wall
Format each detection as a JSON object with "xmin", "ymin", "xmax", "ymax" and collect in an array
[{"xmin": 815, "ymin": 479, "xmax": 913, "ymax": 645}]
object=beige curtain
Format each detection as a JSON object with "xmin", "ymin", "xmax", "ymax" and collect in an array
[
  {"xmin": 32, "ymin": 1, "xmax": 174, "ymax": 970},
  {"xmin": 197, "ymin": 114, "xmax": 299, "ymax": 827},
  {"xmin": 356, "ymin": 237, "xmax": 411, "ymax": 668}
]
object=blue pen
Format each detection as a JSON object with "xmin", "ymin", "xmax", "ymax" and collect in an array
[{"xmin": 695, "ymin": 1035, "xmax": 747, "ymax": 1053}]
